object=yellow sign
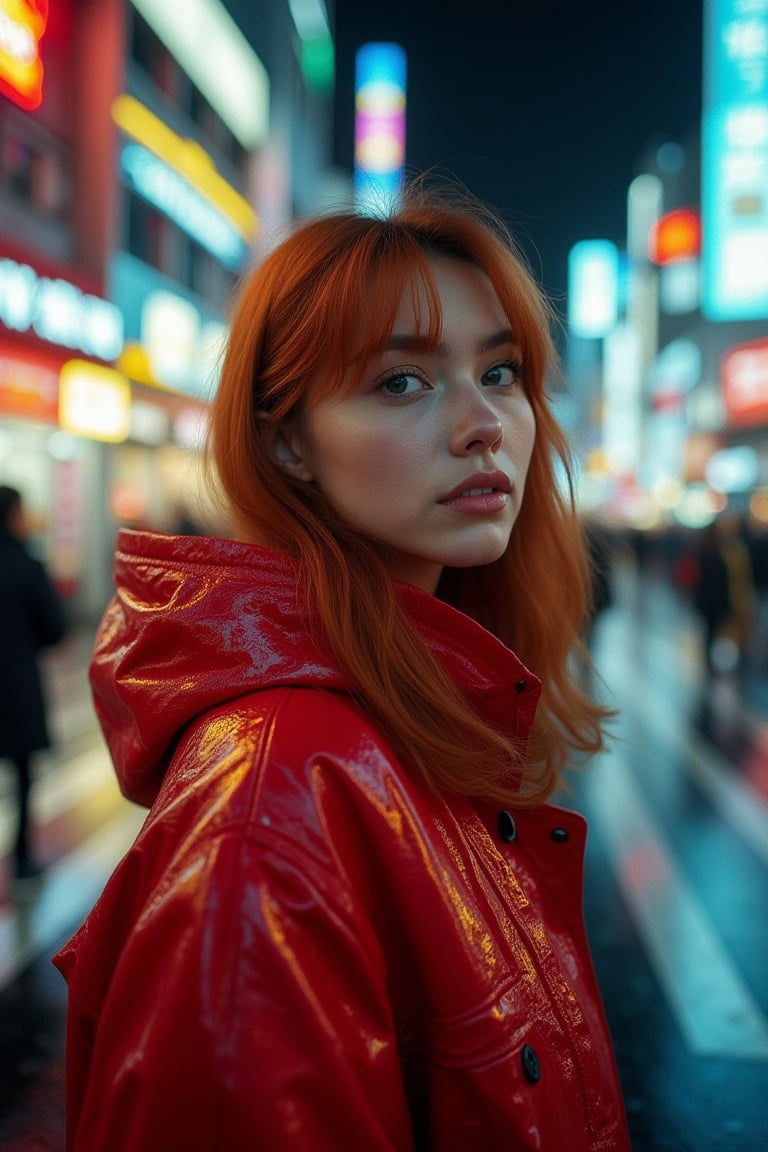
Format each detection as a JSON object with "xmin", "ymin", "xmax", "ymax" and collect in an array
[
  {"xmin": 59, "ymin": 360, "xmax": 131, "ymax": 443},
  {"xmin": 112, "ymin": 94, "xmax": 257, "ymax": 240}
]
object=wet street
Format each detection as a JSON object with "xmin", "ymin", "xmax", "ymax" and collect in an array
[{"xmin": 1, "ymin": 559, "xmax": 767, "ymax": 1151}]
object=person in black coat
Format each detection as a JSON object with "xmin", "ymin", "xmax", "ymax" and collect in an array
[
  {"xmin": 692, "ymin": 515, "xmax": 754, "ymax": 675},
  {"xmin": 583, "ymin": 516, "xmax": 614, "ymax": 647},
  {"xmin": 0, "ymin": 485, "xmax": 67, "ymax": 879}
]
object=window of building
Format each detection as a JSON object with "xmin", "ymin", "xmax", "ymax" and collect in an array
[
  {"xmin": 189, "ymin": 240, "xmax": 236, "ymax": 310},
  {"xmin": 127, "ymin": 193, "xmax": 167, "ymax": 272},
  {"xmin": 125, "ymin": 191, "xmax": 235, "ymax": 310},
  {"xmin": 130, "ymin": 11, "xmax": 159, "ymax": 79},
  {"xmin": 188, "ymin": 82, "xmax": 246, "ymax": 175},
  {"xmin": 129, "ymin": 11, "xmax": 180, "ymax": 100},
  {"xmin": 0, "ymin": 106, "xmax": 72, "ymax": 223},
  {"xmin": 124, "ymin": 11, "xmax": 248, "ymax": 306},
  {"xmin": 129, "ymin": 11, "xmax": 248, "ymax": 178}
]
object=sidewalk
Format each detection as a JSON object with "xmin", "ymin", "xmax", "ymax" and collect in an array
[{"xmin": 0, "ymin": 621, "xmax": 143, "ymax": 986}]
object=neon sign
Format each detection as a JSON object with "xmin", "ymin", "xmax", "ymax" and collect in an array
[
  {"xmin": 121, "ymin": 143, "xmax": 249, "ymax": 269},
  {"xmin": 0, "ymin": 257, "xmax": 124, "ymax": 361},
  {"xmin": 0, "ymin": 0, "xmax": 47, "ymax": 110},
  {"xmin": 722, "ymin": 336, "xmax": 768, "ymax": 425},
  {"xmin": 59, "ymin": 360, "xmax": 131, "ymax": 443},
  {"xmin": 0, "ymin": 342, "xmax": 59, "ymax": 422},
  {"xmin": 702, "ymin": 0, "xmax": 768, "ymax": 319},
  {"xmin": 112, "ymin": 96, "xmax": 257, "ymax": 245},
  {"xmin": 648, "ymin": 209, "xmax": 702, "ymax": 264},
  {"xmin": 354, "ymin": 43, "xmax": 406, "ymax": 215},
  {"xmin": 567, "ymin": 240, "xmax": 619, "ymax": 338}
]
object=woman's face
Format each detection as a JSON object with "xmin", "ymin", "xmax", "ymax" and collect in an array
[{"xmin": 282, "ymin": 256, "xmax": 537, "ymax": 593}]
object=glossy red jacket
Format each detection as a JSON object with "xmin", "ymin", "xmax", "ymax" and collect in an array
[{"xmin": 54, "ymin": 530, "xmax": 631, "ymax": 1151}]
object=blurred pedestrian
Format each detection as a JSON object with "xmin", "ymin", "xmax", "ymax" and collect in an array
[
  {"xmin": 55, "ymin": 190, "xmax": 631, "ymax": 1149},
  {"xmin": 0, "ymin": 485, "xmax": 67, "ymax": 880},
  {"xmin": 583, "ymin": 516, "xmax": 614, "ymax": 645},
  {"xmin": 693, "ymin": 513, "xmax": 755, "ymax": 675},
  {"xmin": 742, "ymin": 514, "xmax": 768, "ymax": 673}
]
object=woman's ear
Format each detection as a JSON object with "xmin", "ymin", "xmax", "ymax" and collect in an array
[{"xmin": 258, "ymin": 414, "xmax": 314, "ymax": 482}]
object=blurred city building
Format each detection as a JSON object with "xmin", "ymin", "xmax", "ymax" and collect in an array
[
  {"xmin": 0, "ymin": 0, "xmax": 342, "ymax": 622},
  {"xmin": 565, "ymin": 0, "xmax": 768, "ymax": 552}
]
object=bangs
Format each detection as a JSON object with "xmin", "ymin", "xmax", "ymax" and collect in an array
[{"xmin": 304, "ymin": 235, "xmax": 446, "ymax": 406}]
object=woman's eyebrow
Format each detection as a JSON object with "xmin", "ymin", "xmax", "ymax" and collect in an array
[
  {"xmin": 386, "ymin": 329, "xmax": 518, "ymax": 355},
  {"xmin": 477, "ymin": 329, "xmax": 519, "ymax": 353},
  {"xmin": 387, "ymin": 334, "xmax": 440, "ymax": 353}
]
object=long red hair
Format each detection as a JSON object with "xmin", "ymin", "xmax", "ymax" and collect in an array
[{"xmin": 208, "ymin": 188, "xmax": 608, "ymax": 805}]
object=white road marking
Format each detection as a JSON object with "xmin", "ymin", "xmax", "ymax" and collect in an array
[
  {"xmin": 0, "ymin": 741, "xmax": 120, "ymax": 854},
  {"xmin": 598, "ymin": 628, "xmax": 768, "ymax": 867},
  {"xmin": 0, "ymin": 803, "xmax": 145, "ymax": 990},
  {"xmin": 585, "ymin": 748, "xmax": 768, "ymax": 1060}
]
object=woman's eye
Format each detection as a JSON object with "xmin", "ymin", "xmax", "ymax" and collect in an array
[
  {"xmin": 482, "ymin": 361, "xmax": 524, "ymax": 388},
  {"xmin": 379, "ymin": 371, "xmax": 426, "ymax": 397}
]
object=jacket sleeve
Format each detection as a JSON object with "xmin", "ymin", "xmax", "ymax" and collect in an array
[{"xmin": 64, "ymin": 823, "xmax": 416, "ymax": 1152}]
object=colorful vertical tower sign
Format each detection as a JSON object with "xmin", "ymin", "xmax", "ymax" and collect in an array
[
  {"xmin": 702, "ymin": 0, "xmax": 768, "ymax": 319},
  {"xmin": 0, "ymin": 0, "xmax": 48, "ymax": 109},
  {"xmin": 354, "ymin": 42, "xmax": 406, "ymax": 215}
]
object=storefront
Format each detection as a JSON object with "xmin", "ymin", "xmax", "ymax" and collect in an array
[{"xmin": 0, "ymin": 242, "xmax": 221, "ymax": 623}]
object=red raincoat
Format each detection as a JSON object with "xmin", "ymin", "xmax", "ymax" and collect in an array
[{"xmin": 54, "ymin": 529, "xmax": 631, "ymax": 1151}]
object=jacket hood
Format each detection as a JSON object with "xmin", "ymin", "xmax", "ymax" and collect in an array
[{"xmin": 91, "ymin": 530, "xmax": 540, "ymax": 808}]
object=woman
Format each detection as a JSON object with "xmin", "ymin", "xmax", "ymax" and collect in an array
[{"xmin": 55, "ymin": 191, "xmax": 631, "ymax": 1150}]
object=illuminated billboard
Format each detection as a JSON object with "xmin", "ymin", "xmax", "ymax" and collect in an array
[
  {"xmin": 354, "ymin": 42, "xmax": 406, "ymax": 215},
  {"xmin": 702, "ymin": 0, "xmax": 768, "ymax": 320}
]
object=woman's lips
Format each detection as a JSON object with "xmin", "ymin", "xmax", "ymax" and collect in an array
[
  {"xmin": 439, "ymin": 489, "xmax": 510, "ymax": 513},
  {"xmin": 439, "ymin": 471, "xmax": 511, "ymax": 506},
  {"xmin": 437, "ymin": 470, "xmax": 511, "ymax": 502}
]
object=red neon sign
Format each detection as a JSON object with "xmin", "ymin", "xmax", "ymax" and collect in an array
[
  {"xmin": 0, "ymin": 341, "xmax": 60, "ymax": 423},
  {"xmin": 648, "ymin": 209, "xmax": 701, "ymax": 265},
  {"xmin": 0, "ymin": 0, "xmax": 48, "ymax": 110},
  {"xmin": 722, "ymin": 337, "xmax": 768, "ymax": 428}
]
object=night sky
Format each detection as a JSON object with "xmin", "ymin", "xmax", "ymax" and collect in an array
[{"xmin": 331, "ymin": 0, "xmax": 705, "ymax": 309}]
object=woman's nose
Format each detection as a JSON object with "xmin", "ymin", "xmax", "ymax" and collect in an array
[{"xmin": 449, "ymin": 385, "xmax": 503, "ymax": 456}]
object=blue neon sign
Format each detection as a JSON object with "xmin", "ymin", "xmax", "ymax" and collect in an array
[
  {"xmin": 120, "ymin": 144, "xmax": 249, "ymax": 271},
  {"xmin": 702, "ymin": 0, "xmax": 768, "ymax": 320}
]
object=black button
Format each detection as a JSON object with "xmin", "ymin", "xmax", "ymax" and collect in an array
[
  {"xmin": 515, "ymin": 678, "xmax": 527, "ymax": 693},
  {"xmin": 497, "ymin": 810, "xmax": 518, "ymax": 842},
  {"xmin": 550, "ymin": 827, "xmax": 569, "ymax": 844},
  {"xmin": 521, "ymin": 1043, "xmax": 541, "ymax": 1083}
]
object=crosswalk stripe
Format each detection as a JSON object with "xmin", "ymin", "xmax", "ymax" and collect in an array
[
  {"xmin": 0, "ymin": 804, "xmax": 145, "ymax": 990},
  {"xmin": 643, "ymin": 696, "xmax": 768, "ymax": 868},
  {"xmin": 0, "ymin": 741, "xmax": 123, "ymax": 855},
  {"xmin": 37, "ymin": 743, "xmax": 116, "ymax": 817},
  {"xmin": 597, "ymin": 628, "xmax": 768, "ymax": 866},
  {"xmin": 585, "ymin": 749, "xmax": 768, "ymax": 1060}
]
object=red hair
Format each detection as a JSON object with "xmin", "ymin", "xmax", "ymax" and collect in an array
[{"xmin": 208, "ymin": 188, "xmax": 609, "ymax": 805}]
